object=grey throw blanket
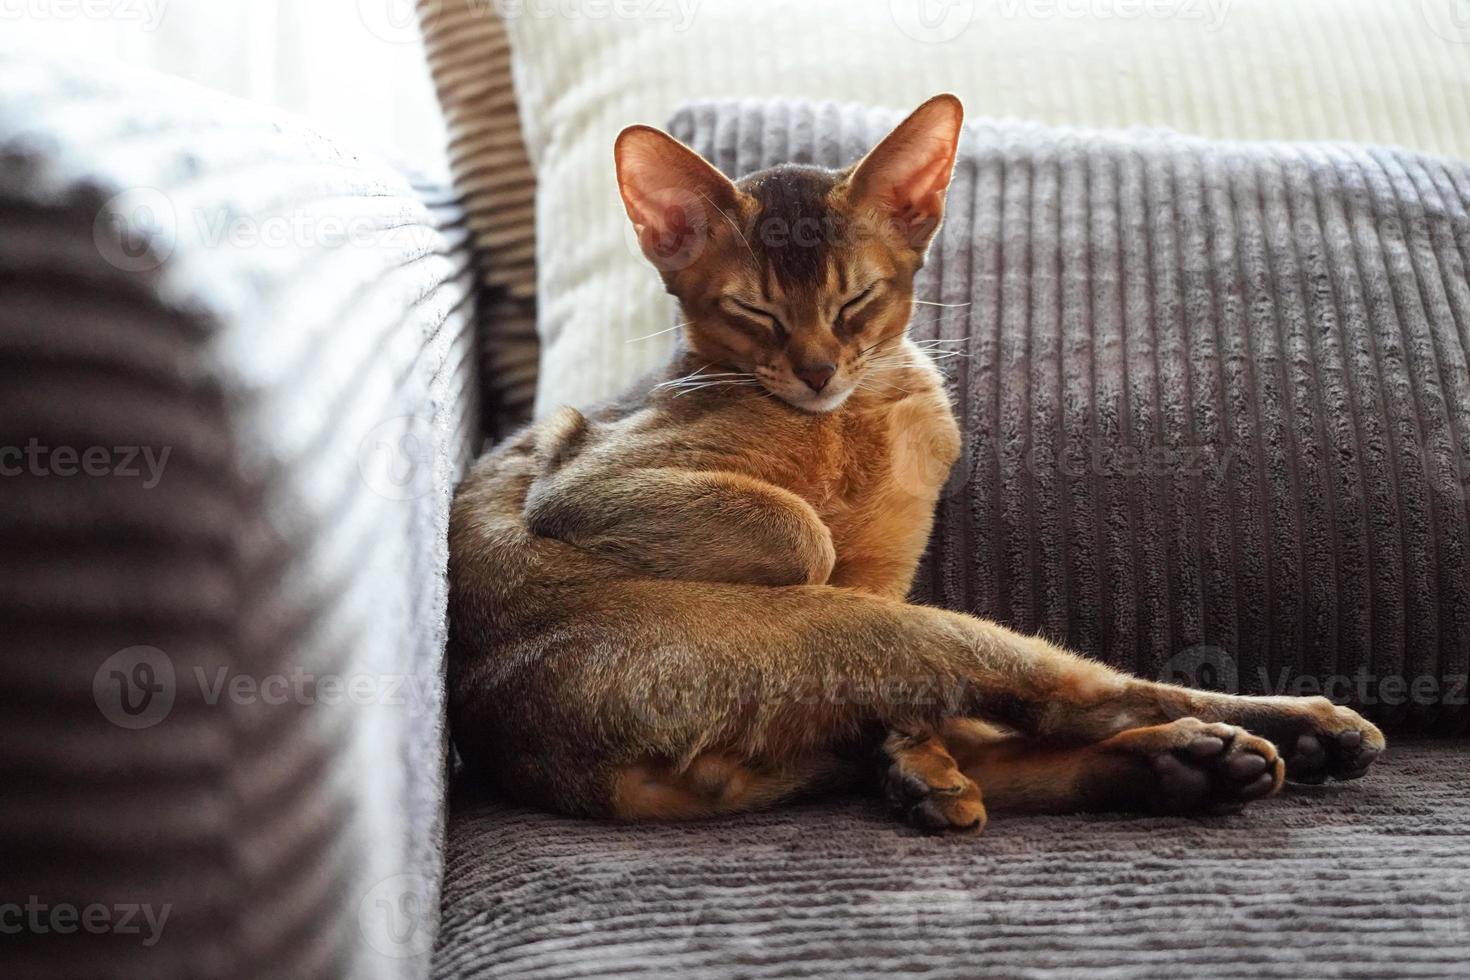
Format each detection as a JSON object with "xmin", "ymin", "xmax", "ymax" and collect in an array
[{"xmin": 671, "ymin": 100, "xmax": 1470, "ymax": 735}]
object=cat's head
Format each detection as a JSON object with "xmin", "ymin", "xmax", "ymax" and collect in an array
[{"xmin": 615, "ymin": 95, "xmax": 963, "ymax": 413}]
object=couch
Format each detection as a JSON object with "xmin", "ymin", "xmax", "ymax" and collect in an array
[{"xmin": 4, "ymin": 16, "xmax": 1470, "ymax": 980}]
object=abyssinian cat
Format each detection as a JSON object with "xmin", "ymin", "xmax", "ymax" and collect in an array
[{"xmin": 447, "ymin": 95, "xmax": 1383, "ymax": 832}]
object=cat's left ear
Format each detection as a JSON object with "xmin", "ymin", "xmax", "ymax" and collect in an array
[{"xmin": 846, "ymin": 94, "xmax": 963, "ymax": 252}]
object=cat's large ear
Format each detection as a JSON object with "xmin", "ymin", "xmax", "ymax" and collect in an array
[
  {"xmin": 615, "ymin": 125, "xmax": 740, "ymax": 272},
  {"xmin": 847, "ymin": 94, "xmax": 963, "ymax": 252}
]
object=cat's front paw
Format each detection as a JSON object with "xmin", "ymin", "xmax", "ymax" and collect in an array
[
  {"xmin": 1276, "ymin": 699, "xmax": 1385, "ymax": 784},
  {"xmin": 1111, "ymin": 718, "xmax": 1284, "ymax": 814}
]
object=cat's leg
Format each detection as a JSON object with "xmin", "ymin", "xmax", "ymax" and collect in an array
[
  {"xmin": 459, "ymin": 575, "xmax": 1383, "ymax": 821},
  {"xmin": 524, "ymin": 465, "xmax": 835, "ymax": 587},
  {"xmin": 611, "ymin": 750, "xmax": 855, "ymax": 820},
  {"xmin": 939, "ymin": 717, "xmax": 1284, "ymax": 815}
]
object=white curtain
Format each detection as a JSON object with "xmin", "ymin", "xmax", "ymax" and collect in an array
[{"xmin": 5, "ymin": 0, "xmax": 447, "ymax": 172}]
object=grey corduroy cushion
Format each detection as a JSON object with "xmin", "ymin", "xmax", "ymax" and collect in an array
[
  {"xmin": 1, "ymin": 47, "xmax": 480, "ymax": 979},
  {"xmin": 669, "ymin": 100, "xmax": 1470, "ymax": 735},
  {"xmin": 436, "ymin": 741, "xmax": 1470, "ymax": 979}
]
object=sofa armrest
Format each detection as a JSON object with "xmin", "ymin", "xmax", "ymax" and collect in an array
[{"xmin": 0, "ymin": 45, "xmax": 480, "ymax": 980}]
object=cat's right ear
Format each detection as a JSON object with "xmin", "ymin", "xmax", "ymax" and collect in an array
[{"xmin": 615, "ymin": 125, "xmax": 739, "ymax": 271}]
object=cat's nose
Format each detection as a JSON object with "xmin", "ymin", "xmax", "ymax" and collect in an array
[{"xmin": 795, "ymin": 363, "xmax": 837, "ymax": 392}]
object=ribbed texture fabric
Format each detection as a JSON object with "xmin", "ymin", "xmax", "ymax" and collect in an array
[
  {"xmin": 478, "ymin": 0, "xmax": 1470, "ymax": 415},
  {"xmin": 417, "ymin": 0, "xmax": 538, "ymax": 433},
  {"xmin": 672, "ymin": 99, "xmax": 1470, "ymax": 734},
  {"xmin": 435, "ymin": 741, "xmax": 1470, "ymax": 979},
  {"xmin": 0, "ymin": 47, "xmax": 481, "ymax": 979}
]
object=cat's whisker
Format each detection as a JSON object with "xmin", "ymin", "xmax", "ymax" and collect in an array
[
  {"xmin": 860, "ymin": 334, "xmax": 905, "ymax": 357},
  {"xmin": 671, "ymin": 380, "xmax": 764, "ymax": 397},
  {"xmin": 654, "ymin": 364, "xmax": 754, "ymax": 389},
  {"xmin": 626, "ymin": 321, "xmax": 691, "ymax": 343},
  {"xmin": 912, "ymin": 300, "xmax": 972, "ymax": 308},
  {"xmin": 657, "ymin": 373, "xmax": 753, "ymax": 386},
  {"xmin": 911, "ymin": 309, "xmax": 975, "ymax": 329}
]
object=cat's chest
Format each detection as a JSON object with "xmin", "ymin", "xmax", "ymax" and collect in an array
[{"xmin": 792, "ymin": 386, "xmax": 961, "ymax": 596}]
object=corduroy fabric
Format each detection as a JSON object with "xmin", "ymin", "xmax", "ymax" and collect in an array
[
  {"xmin": 669, "ymin": 99, "xmax": 1470, "ymax": 734},
  {"xmin": 0, "ymin": 47, "xmax": 481, "ymax": 979},
  {"xmin": 435, "ymin": 740, "xmax": 1470, "ymax": 979},
  {"xmin": 416, "ymin": 0, "xmax": 539, "ymax": 433}
]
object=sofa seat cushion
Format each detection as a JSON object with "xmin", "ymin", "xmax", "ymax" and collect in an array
[{"xmin": 434, "ymin": 742, "xmax": 1470, "ymax": 979}]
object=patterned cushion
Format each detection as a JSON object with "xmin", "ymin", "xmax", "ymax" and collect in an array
[{"xmin": 417, "ymin": 2, "xmax": 538, "ymax": 433}]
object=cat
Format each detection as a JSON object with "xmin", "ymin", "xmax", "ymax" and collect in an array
[{"xmin": 447, "ymin": 94, "xmax": 1384, "ymax": 832}]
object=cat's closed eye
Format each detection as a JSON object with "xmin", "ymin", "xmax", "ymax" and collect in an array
[
  {"xmin": 723, "ymin": 296, "xmax": 788, "ymax": 341},
  {"xmin": 837, "ymin": 284, "xmax": 877, "ymax": 321}
]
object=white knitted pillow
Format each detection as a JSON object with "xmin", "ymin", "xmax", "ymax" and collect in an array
[{"xmin": 431, "ymin": 0, "xmax": 1470, "ymax": 416}]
